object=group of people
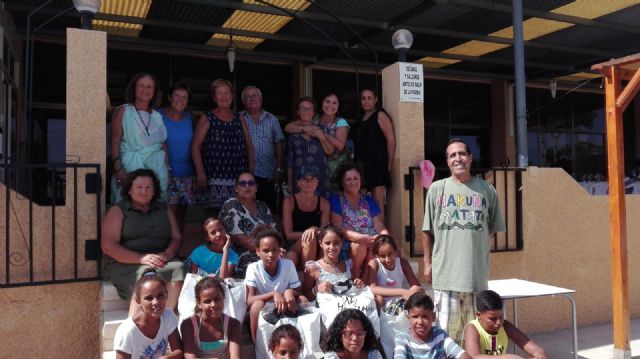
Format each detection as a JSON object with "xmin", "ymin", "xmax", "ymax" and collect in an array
[
  {"xmin": 112, "ymin": 224, "xmax": 546, "ymax": 359},
  {"xmin": 102, "ymin": 71, "xmax": 547, "ymax": 359}
]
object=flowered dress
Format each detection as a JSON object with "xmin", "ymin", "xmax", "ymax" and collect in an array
[
  {"xmin": 287, "ymin": 133, "xmax": 330, "ymax": 197},
  {"xmin": 329, "ymin": 192, "xmax": 381, "ymax": 259},
  {"xmin": 219, "ymin": 197, "xmax": 276, "ymax": 237},
  {"xmin": 194, "ymin": 111, "xmax": 248, "ymax": 210}
]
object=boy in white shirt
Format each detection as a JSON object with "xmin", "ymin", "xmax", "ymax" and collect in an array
[{"xmin": 246, "ymin": 227, "xmax": 307, "ymax": 342}]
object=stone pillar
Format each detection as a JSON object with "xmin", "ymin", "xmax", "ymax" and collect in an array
[
  {"xmin": 66, "ymin": 28, "xmax": 106, "ymax": 179},
  {"xmin": 382, "ymin": 63, "xmax": 424, "ymax": 262},
  {"xmin": 65, "ymin": 28, "xmax": 107, "ymax": 276}
]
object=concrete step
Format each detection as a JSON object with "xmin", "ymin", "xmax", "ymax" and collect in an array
[
  {"xmin": 102, "ymin": 309, "xmax": 128, "ymax": 351},
  {"xmin": 104, "ymin": 341, "xmax": 256, "ymax": 359},
  {"xmin": 102, "ymin": 282, "xmax": 129, "ymax": 311}
]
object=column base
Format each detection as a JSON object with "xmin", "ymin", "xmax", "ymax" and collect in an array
[{"xmin": 613, "ymin": 348, "xmax": 631, "ymax": 359}]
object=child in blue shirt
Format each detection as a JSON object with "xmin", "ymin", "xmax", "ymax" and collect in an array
[
  {"xmin": 394, "ymin": 293, "xmax": 471, "ymax": 359},
  {"xmin": 188, "ymin": 217, "xmax": 238, "ymax": 278}
]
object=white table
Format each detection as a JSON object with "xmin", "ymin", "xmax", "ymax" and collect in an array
[
  {"xmin": 488, "ymin": 279, "xmax": 578, "ymax": 359},
  {"xmin": 580, "ymin": 180, "xmax": 640, "ymax": 195}
]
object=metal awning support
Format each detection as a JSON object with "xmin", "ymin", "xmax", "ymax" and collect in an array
[
  {"xmin": 591, "ymin": 52, "xmax": 640, "ymax": 359},
  {"xmin": 512, "ymin": 0, "xmax": 527, "ymax": 167}
]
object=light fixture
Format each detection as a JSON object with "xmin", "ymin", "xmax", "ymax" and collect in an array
[
  {"xmin": 391, "ymin": 29, "xmax": 413, "ymax": 62},
  {"xmin": 549, "ymin": 79, "xmax": 558, "ymax": 99},
  {"xmin": 73, "ymin": 0, "xmax": 101, "ymax": 30},
  {"xmin": 226, "ymin": 35, "xmax": 236, "ymax": 73}
]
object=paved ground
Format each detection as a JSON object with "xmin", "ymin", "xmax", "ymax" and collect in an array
[{"xmin": 529, "ymin": 318, "xmax": 640, "ymax": 359}]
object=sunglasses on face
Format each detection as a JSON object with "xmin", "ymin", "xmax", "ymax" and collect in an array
[{"xmin": 238, "ymin": 180, "xmax": 257, "ymax": 187}]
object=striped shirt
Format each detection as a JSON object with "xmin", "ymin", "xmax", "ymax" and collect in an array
[{"xmin": 393, "ymin": 327, "xmax": 466, "ymax": 359}]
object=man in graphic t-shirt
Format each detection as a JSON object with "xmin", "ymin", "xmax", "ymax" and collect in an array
[{"xmin": 422, "ymin": 138, "xmax": 505, "ymax": 342}]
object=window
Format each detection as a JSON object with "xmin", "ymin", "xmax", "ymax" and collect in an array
[
  {"xmin": 524, "ymin": 88, "xmax": 635, "ymax": 181},
  {"xmin": 424, "ymin": 79, "xmax": 492, "ymax": 179}
]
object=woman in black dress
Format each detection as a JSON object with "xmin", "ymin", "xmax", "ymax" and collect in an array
[{"xmin": 354, "ymin": 89, "xmax": 395, "ymax": 221}]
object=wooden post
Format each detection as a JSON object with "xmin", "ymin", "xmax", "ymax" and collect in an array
[{"xmin": 603, "ymin": 65, "xmax": 630, "ymax": 359}]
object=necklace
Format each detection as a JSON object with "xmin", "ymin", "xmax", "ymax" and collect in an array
[
  {"xmin": 135, "ymin": 106, "xmax": 151, "ymax": 136},
  {"xmin": 322, "ymin": 257, "xmax": 340, "ymax": 272}
]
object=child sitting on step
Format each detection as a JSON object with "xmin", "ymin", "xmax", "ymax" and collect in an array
[
  {"xmin": 302, "ymin": 224, "xmax": 365, "ymax": 301},
  {"xmin": 113, "ymin": 268, "xmax": 183, "ymax": 358},
  {"xmin": 366, "ymin": 234, "xmax": 424, "ymax": 310},
  {"xmin": 181, "ymin": 276, "xmax": 241, "ymax": 359},
  {"xmin": 187, "ymin": 217, "xmax": 238, "ymax": 278},
  {"xmin": 269, "ymin": 324, "xmax": 304, "ymax": 359},
  {"xmin": 462, "ymin": 290, "xmax": 547, "ymax": 358},
  {"xmin": 245, "ymin": 227, "xmax": 308, "ymax": 343}
]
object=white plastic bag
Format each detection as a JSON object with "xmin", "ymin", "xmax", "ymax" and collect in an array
[
  {"xmin": 255, "ymin": 303, "xmax": 321, "ymax": 359},
  {"xmin": 223, "ymin": 279, "xmax": 247, "ymax": 324},
  {"xmin": 316, "ymin": 286, "xmax": 380, "ymax": 337},
  {"xmin": 379, "ymin": 298, "xmax": 410, "ymax": 359},
  {"xmin": 177, "ymin": 273, "xmax": 201, "ymax": 324},
  {"xmin": 177, "ymin": 274, "xmax": 247, "ymax": 325}
]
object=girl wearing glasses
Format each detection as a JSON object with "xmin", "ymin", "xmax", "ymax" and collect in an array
[
  {"xmin": 321, "ymin": 309, "xmax": 382, "ymax": 359},
  {"xmin": 219, "ymin": 172, "xmax": 276, "ymax": 253}
]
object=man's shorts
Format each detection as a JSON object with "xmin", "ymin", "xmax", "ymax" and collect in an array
[
  {"xmin": 433, "ymin": 289, "xmax": 477, "ymax": 343},
  {"xmin": 166, "ymin": 176, "xmax": 194, "ymax": 205}
]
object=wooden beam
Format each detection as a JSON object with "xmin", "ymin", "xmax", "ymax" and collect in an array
[
  {"xmin": 616, "ymin": 68, "xmax": 640, "ymax": 112},
  {"xmin": 592, "ymin": 53, "xmax": 640, "ymax": 72},
  {"xmin": 619, "ymin": 68, "xmax": 639, "ymax": 81},
  {"xmin": 603, "ymin": 65, "xmax": 631, "ymax": 356}
]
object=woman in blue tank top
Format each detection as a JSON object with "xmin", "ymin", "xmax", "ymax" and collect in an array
[{"xmin": 158, "ymin": 81, "xmax": 194, "ymax": 233}]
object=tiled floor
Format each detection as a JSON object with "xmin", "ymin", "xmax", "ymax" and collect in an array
[{"xmin": 530, "ymin": 319, "xmax": 640, "ymax": 359}]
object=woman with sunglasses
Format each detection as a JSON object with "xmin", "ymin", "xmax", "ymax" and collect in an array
[
  {"xmin": 219, "ymin": 171, "xmax": 276, "ymax": 253},
  {"xmin": 321, "ymin": 309, "xmax": 382, "ymax": 359}
]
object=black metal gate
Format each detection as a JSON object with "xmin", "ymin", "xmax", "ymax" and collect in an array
[{"xmin": 2, "ymin": 162, "xmax": 102, "ymax": 287}]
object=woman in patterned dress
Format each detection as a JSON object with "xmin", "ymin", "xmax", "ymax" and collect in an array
[
  {"xmin": 192, "ymin": 79, "xmax": 254, "ymax": 214},
  {"xmin": 218, "ymin": 171, "xmax": 276, "ymax": 253},
  {"xmin": 328, "ymin": 162, "xmax": 388, "ymax": 279},
  {"xmin": 285, "ymin": 91, "xmax": 350, "ymax": 189},
  {"xmin": 286, "ymin": 97, "xmax": 334, "ymax": 197}
]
